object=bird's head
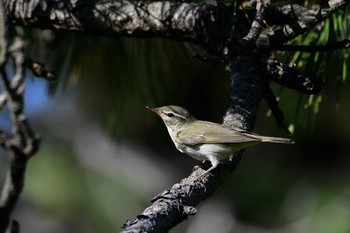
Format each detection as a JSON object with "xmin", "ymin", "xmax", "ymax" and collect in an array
[{"xmin": 147, "ymin": 105, "xmax": 194, "ymax": 131}]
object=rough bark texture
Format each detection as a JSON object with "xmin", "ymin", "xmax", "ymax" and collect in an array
[{"xmin": 5, "ymin": 0, "xmax": 222, "ymax": 47}]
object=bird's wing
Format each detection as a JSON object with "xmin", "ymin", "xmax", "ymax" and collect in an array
[{"xmin": 177, "ymin": 121, "xmax": 261, "ymax": 145}]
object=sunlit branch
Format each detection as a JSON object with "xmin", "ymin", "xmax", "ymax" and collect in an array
[
  {"xmin": 258, "ymin": 0, "xmax": 350, "ymax": 49},
  {"xmin": 4, "ymin": 0, "xmax": 349, "ymax": 58},
  {"xmin": 4, "ymin": 0, "xmax": 220, "ymax": 47}
]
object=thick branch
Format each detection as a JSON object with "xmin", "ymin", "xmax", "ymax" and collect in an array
[
  {"xmin": 223, "ymin": 55, "xmax": 263, "ymax": 130},
  {"xmin": 5, "ymin": 0, "xmax": 349, "ymax": 60},
  {"xmin": 4, "ymin": 0, "xmax": 223, "ymax": 47}
]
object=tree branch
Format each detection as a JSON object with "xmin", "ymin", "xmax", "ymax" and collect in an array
[
  {"xmin": 4, "ymin": 0, "xmax": 349, "ymax": 54},
  {"xmin": 4, "ymin": 0, "xmax": 224, "ymax": 47},
  {"xmin": 258, "ymin": 0, "xmax": 350, "ymax": 49},
  {"xmin": 240, "ymin": 0, "xmax": 270, "ymax": 48},
  {"xmin": 0, "ymin": 3, "xmax": 40, "ymax": 231}
]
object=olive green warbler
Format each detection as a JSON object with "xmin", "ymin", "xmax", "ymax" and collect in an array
[{"xmin": 147, "ymin": 105, "xmax": 294, "ymax": 178}]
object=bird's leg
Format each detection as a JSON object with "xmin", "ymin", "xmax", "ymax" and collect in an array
[
  {"xmin": 193, "ymin": 161, "xmax": 211, "ymax": 171},
  {"xmin": 194, "ymin": 158, "xmax": 220, "ymax": 180},
  {"xmin": 194, "ymin": 164, "xmax": 218, "ymax": 180}
]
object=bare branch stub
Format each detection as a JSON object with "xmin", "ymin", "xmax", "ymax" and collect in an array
[{"xmin": 24, "ymin": 57, "xmax": 57, "ymax": 80}]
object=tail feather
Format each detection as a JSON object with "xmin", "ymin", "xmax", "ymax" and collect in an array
[{"xmin": 260, "ymin": 136, "xmax": 295, "ymax": 144}]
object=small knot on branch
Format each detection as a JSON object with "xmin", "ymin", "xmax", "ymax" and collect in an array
[
  {"xmin": 183, "ymin": 205, "xmax": 197, "ymax": 215},
  {"xmin": 25, "ymin": 57, "xmax": 57, "ymax": 80}
]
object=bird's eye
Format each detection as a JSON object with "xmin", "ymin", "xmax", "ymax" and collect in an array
[{"xmin": 166, "ymin": 113, "xmax": 175, "ymax": 117}]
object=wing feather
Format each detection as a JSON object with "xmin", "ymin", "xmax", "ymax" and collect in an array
[{"xmin": 177, "ymin": 121, "xmax": 261, "ymax": 145}]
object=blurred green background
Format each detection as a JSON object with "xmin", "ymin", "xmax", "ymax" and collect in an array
[{"xmin": 1, "ymin": 23, "xmax": 350, "ymax": 233}]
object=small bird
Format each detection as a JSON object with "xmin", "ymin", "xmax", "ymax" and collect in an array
[{"xmin": 147, "ymin": 105, "xmax": 294, "ymax": 179}]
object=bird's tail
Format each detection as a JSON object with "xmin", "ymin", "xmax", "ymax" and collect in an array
[{"xmin": 260, "ymin": 136, "xmax": 295, "ymax": 144}]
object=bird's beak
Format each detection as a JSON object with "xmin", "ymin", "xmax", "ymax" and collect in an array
[{"xmin": 146, "ymin": 106, "xmax": 161, "ymax": 115}]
